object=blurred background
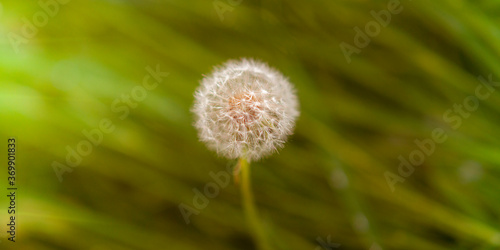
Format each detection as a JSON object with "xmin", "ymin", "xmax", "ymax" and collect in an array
[{"xmin": 1, "ymin": 0, "xmax": 500, "ymax": 249}]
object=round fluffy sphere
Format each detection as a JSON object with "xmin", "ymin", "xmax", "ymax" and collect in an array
[{"xmin": 192, "ymin": 58, "xmax": 300, "ymax": 162}]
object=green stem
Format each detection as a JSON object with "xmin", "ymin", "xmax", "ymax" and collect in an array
[{"xmin": 239, "ymin": 158, "xmax": 270, "ymax": 250}]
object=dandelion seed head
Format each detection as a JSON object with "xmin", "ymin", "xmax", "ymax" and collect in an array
[{"xmin": 192, "ymin": 58, "xmax": 299, "ymax": 161}]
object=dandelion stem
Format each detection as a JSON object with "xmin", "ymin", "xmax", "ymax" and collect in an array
[{"xmin": 239, "ymin": 158, "xmax": 270, "ymax": 250}]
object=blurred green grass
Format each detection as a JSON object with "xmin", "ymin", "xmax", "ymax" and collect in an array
[{"xmin": 1, "ymin": 0, "xmax": 500, "ymax": 249}]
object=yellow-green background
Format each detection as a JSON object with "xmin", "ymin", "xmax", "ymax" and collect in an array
[{"xmin": 1, "ymin": 0, "xmax": 500, "ymax": 249}]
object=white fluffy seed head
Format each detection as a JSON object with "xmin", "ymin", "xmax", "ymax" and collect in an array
[{"xmin": 192, "ymin": 58, "xmax": 300, "ymax": 162}]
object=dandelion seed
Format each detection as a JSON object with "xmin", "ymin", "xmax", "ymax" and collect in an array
[{"xmin": 192, "ymin": 58, "xmax": 299, "ymax": 161}]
